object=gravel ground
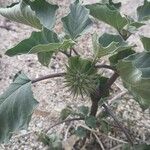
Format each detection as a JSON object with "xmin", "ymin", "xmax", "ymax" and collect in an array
[{"xmin": 0, "ymin": 0, "xmax": 150, "ymax": 149}]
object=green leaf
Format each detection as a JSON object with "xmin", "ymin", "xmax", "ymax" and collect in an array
[
  {"xmin": 109, "ymin": 49, "xmax": 135, "ymax": 66},
  {"xmin": 85, "ymin": 116, "xmax": 97, "ymax": 128},
  {"xmin": 100, "ymin": 120, "xmax": 111, "ymax": 133},
  {"xmin": 62, "ymin": 1, "xmax": 92, "ymax": 39},
  {"xmin": 5, "ymin": 28, "xmax": 74, "ymax": 66},
  {"xmin": 48, "ymin": 134, "xmax": 62, "ymax": 150},
  {"xmin": 0, "ymin": 72, "xmax": 38, "ymax": 143},
  {"xmin": 60, "ymin": 106, "xmax": 73, "ymax": 120},
  {"xmin": 0, "ymin": 0, "xmax": 42, "ymax": 29},
  {"xmin": 140, "ymin": 36, "xmax": 150, "ymax": 51},
  {"xmin": 75, "ymin": 126, "xmax": 87, "ymax": 138},
  {"xmin": 137, "ymin": 0, "xmax": 150, "ymax": 21},
  {"xmin": 124, "ymin": 16, "xmax": 145, "ymax": 33},
  {"xmin": 38, "ymin": 132, "xmax": 51, "ymax": 146},
  {"xmin": 29, "ymin": 39, "xmax": 75, "ymax": 53},
  {"xmin": 38, "ymin": 133, "xmax": 62, "ymax": 150},
  {"xmin": 123, "ymin": 144, "xmax": 150, "ymax": 150},
  {"xmin": 0, "ymin": 0, "xmax": 58, "ymax": 30},
  {"xmin": 24, "ymin": 0, "xmax": 58, "ymax": 30},
  {"xmin": 37, "ymin": 52, "xmax": 54, "ymax": 67},
  {"xmin": 78, "ymin": 106, "xmax": 89, "ymax": 116},
  {"xmin": 117, "ymin": 52, "xmax": 150, "ymax": 109},
  {"xmin": 85, "ymin": 3, "xmax": 127, "ymax": 30},
  {"xmin": 6, "ymin": 28, "xmax": 59, "ymax": 56},
  {"xmin": 92, "ymin": 33, "xmax": 132, "ymax": 58}
]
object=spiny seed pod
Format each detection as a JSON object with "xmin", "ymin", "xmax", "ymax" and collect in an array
[{"xmin": 65, "ymin": 56, "xmax": 99, "ymax": 97}]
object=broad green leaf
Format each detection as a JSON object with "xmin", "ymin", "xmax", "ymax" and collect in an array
[
  {"xmin": 92, "ymin": 33, "xmax": 118, "ymax": 58},
  {"xmin": 37, "ymin": 52, "xmax": 54, "ymax": 67},
  {"xmin": 109, "ymin": 49, "xmax": 135, "ymax": 66},
  {"xmin": 85, "ymin": 3, "xmax": 127, "ymax": 30},
  {"xmin": 140, "ymin": 36, "xmax": 150, "ymax": 51},
  {"xmin": 60, "ymin": 106, "xmax": 73, "ymax": 121},
  {"xmin": 78, "ymin": 106, "xmax": 89, "ymax": 116},
  {"xmin": 5, "ymin": 28, "xmax": 74, "ymax": 66},
  {"xmin": 124, "ymin": 16, "xmax": 145, "ymax": 33},
  {"xmin": 100, "ymin": 120, "xmax": 111, "ymax": 134},
  {"xmin": 62, "ymin": 1, "xmax": 92, "ymax": 39},
  {"xmin": 92, "ymin": 33, "xmax": 133, "ymax": 58},
  {"xmin": 38, "ymin": 133, "xmax": 62, "ymax": 149},
  {"xmin": 48, "ymin": 134, "xmax": 62, "ymax": 150},
  {"xmin": 29, "ymin": 39, "xmax": 75, "ymax": 53},
  {"xmin": 85, "ymin": 116, "xmax": 97, "ymax": 128},
  {"xmin": 0, "ymin": 0, "xmax": 42, "ymax": 29},
  {"xmin": 0, "ymin": 72, "xmax": 38, "ymax": 143},
  {"xmin": 137, "ymin": 0, "xmax": 150, "ymax": 21},
  {"xmin": 75, "ymin": 126, "xmax": 87, "ymax": 138},
  {"xmin": 117, "ymin": 52, "xmax": 150, "ymax": 109},
  {"xmin": 0, "ymin": 0, "xmax": 58, "ymax": 30},
  {"xmin": 6, "ymin": 28, "xmax": 59, "ymax": 56},
  {"xmin": 38, "ymin": 132, "xmax": 51, "ymax": 146},
  {"xmin": 24, "ymin": 0, "xmax": 58, "ymax": 30}
]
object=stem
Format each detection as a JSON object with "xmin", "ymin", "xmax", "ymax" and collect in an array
[
  {"xmin": 105, "ymin": 72, "xmax": 119, "ymax": 88},
  {"xmin": 32, "ymin": 72, "xmax": 66, "ymax": 84},
  {"xmin": 95, "ymin": 64, "xmax": 116, "ymax": 72},
  {"xmin": 45, "ymin": 117, "xmax": 84, "ymax": 132},
  {"xmin": 90, "ymin": 72, "xmax": 119, "ymax": 116},
  {"xmin": 90, "ymin": 97, "xmax": 99, "ymax": 116},
  {"xmin": 102, "ymin": 103, "xmax": 133, "ymax": 146},
  {"xmin": 72, "ymin": 48, "xmax": 79, "ymax": 56}
]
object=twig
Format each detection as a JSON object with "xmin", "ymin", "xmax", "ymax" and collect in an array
[
  {"xmin": 78, "ymin": 124, "xmax": 105, "ymax": 150},
  {"xmin": 108, "ymin": 135, "xmax": 128, "ymax": 144},
  {"xmin": 31, "ymin": 72, "xmax": 66, "ymax": 83},
  {"xmin": 95, "ymin": 64, "xmax": 116, "ymax": 72},
  {"xmin": 72, "ymin": 48, "xmax": 79, "ymax": 56},
  {"xmin": 78, "ymin": 124, "xmax": 128, "ymax": 146},
  {"xmin": 105, "ymin": 72, "xmax": 119, "ymax": 89},
  {"xmin": 114, "ymin": 82, "xmax": 127, "ymax": 91},
  {"xmin": 93, "ymin": 132, "xmax": 106, "ymax": 150},
  {"xmin": 45, "ymin": 117, "xmax": 84, "ymax": 133},
  {"xmin": 109, "ymin": 91, "xmax": 127, "ymax": 104},
  {"xmin": 64, "ymin": 123, "xmax": 72, "ymax": 141},
  {"xmin": 102, "ymin": 103, "xmax": 133, "ymax": 146}
]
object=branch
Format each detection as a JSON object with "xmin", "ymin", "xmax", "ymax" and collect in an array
[
  {"xmin": 102, "ymin": 103, "xmax": 133, "ymax": 146},
  {"xmin": 45, "ymin": 117, "xmax": 84, "ymax": 132},
  {"xmin": 105, "ymin": 72, "xmax": 119, "ymax": 88},
  {"xmin": 72, "ymin": 48, "xmax": 80, "ymax": 56},
  {"xmin": 95, "ymin": 64, "xmax": 116, "ymax": 72},
  {"xmin": 31, "ymin": 72, "xmax": 66, "ymax": 84},
  {"xmin": 90, "ymin": 72, "xmax": 119, "ymax": 116}
]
